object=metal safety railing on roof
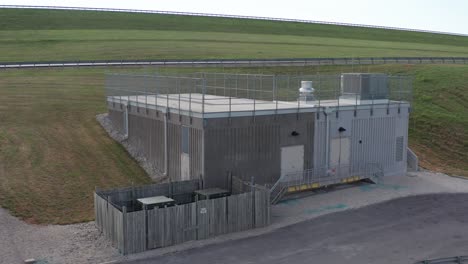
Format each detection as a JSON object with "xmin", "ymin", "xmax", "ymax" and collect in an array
[{"xmin": 105, "ymin": 73, "xmax": 413, "ymax": 119}]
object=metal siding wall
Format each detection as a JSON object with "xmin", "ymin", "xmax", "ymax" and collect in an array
[
  {"xmin": 127, "ymin": 113, "xmax": 165, "ymax": 174},
  {"xmin": 150, "ymin": 118, "xmax": 165, "ymax": 171},
  {"xmin": 395, "ymin": 107, "xmax": 410, "ymax": 175},
  {"xmin": 314, "ymin": 118, "xmax": 327, "ymax": 168},
  {"xmin": 314, "ymin": 106, "xmax": 410, "ymax": 176},
  {"xmin": 108, "ymin": 108, "xmax": 125, "ymax": 134},
  {"xmin": 304, "ymin": 121, "xmax": 315, "ymax": 170},
  {"xmin": 204, "ymin": 113, "xmax": 315, "ymax": 188},
  {"xmin": 123, "ymin": 109, "xmax": 204, "ymax": 182},
  {"xmin": 351, "ymin": 116, "xmax": 396, "ymax": 174},
  {"xmin": 204, "ymin": 124, "xmax": 281, "ymax": 187},
  {"xmin": 189, "ymin": 127, "xmax": 203, "ymax": 182},
  {"xmin": 167, "ymin": 122, "xmax": 181, "ymax": 181}
]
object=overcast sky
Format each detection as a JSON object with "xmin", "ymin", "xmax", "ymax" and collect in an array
[{"xmin": 4, "ymin": 0, "xmax": 468, "ymax": 35}]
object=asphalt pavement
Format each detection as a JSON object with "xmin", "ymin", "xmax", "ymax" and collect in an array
[{"xmin": 123, "ymin": 193, "xmax": 468, "ymax": 264}]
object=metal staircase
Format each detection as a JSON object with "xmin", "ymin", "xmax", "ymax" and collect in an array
[{"xmin": 270, "ymin": 163, "xmax": 383, "ymax": 204}]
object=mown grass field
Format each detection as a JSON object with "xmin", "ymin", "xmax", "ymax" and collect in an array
[
  {"xmin": 1, "ymin": 8, "xmax": 468, "ymax": 62},
  {"xmin": 0, "ymin": 68, "xmax": 152, "ymax": 224},
  {"xmin": 0, "ymin": 8, "xmax": 467, "ymax": 224}
]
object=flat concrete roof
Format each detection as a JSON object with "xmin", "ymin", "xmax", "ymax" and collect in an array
[{"xmin": 108, "ymin": 93, "xmax": 409, "ymax": 118}]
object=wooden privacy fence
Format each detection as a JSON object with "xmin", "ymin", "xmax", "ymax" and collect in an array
[{"xmin": 94, "ymin": 180, "xmax": 270, "ymax": 255}]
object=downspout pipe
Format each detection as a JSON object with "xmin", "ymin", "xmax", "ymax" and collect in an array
[
  {"xmin": 163, "ymin": 109, "xmax": 168, "ymax": 177},
  {"xmin": 323, "ymin": 107, "xmax": 334, "ymax": 172},
  {"xmin": 124, "ymin": 103, "xmax": 129, "ymax": 139}
]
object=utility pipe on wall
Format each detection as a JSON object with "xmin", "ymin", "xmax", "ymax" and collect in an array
[
  {"xmin": 323, "ymin": 107, "xmax": 334, "ymax": 171},
  {"xmin": 124, "ymin": 103, "xmax": 129, "ymax": 139},
  {"xmin": 163, "ymin": 109, "xmax": 168, "ymax": 176}
]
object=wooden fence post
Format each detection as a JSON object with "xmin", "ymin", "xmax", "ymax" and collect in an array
[
  {"xmin": 266, "ymin": 189, "xmax": 271, "ymax": 226},
  {"xmin": 131, "ymin": 182, "xmax": 135, "ymax": 210},
  {"xmin": 195, "ymin": 199, "xmax": 199, "ymax": 241},
  {"xmin": 227, "ymin": 171, "xmax": 232, "ymax": 193},
  {"xmin": 107, "ymin": 196, "xmax": 112, "ymax": 238},
  {"xmin": 169, "ymin": 180, "xmax": 173, "ymax": 198},
  {"xmin": 144, "ymin": 205, "xmax": 148, "ymax": 251},
  {"xmin": 122, "ymin": 206, "xmax": 127, "ymax": 255},
  {"xmin": 250, "ymin": 177, "xmax": 255, "ymax": 227},
  {"xmin": 199, "ymin": 174, "xmax": 204, "ymax": 189}
]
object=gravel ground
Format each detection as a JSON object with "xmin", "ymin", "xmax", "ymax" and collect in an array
[
  {"xmin": 0, "ymin": 208, "xmax": 122, "ymax": 264},
  {"xmin": 1, "ymin": 170, "xmax": 468, "ymax": 264}
]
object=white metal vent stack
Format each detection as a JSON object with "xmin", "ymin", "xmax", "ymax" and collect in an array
[{"xmin": 298, "ymin": 81, "xmax": 315, "ymax": 104}]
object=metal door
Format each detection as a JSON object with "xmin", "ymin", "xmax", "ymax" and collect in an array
[
  {"xmin": 330, "ymin": 137, "xmax": 351, "ymax": 166},
  {"xmin": 330, "ymin": 137, "xmax": 351, "ymax": 178},
  {"xmin": 280, "ymin": 145, "xmax": 304, "ymax": 181}
]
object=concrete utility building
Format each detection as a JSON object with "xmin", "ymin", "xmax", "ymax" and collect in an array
[{"xmin": 106, "ymin": 72, "xmax": 413, "ymax": 190}]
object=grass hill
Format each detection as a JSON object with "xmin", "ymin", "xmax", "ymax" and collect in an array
[
  {"xmin": 0, "ymin": 8, "xmax": 466, "ymax": 224},
  {"xmin": 0, "ymin": 8, "xmax": 468, "ymax": 62}
]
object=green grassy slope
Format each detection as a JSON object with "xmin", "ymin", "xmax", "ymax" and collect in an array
[
  {"xmin": 0, "ymin": 68, "xmax": 151, "ymax": 224},
  {"xmin": 408, "ymin": 66, "xmax": 468, "ymax": 175},
  {"xmin": 2, "ymin": 8, "xmax": 468, "ymax": 46},
  {"xmin": 1, "ymin": 8, "xmax": 468, "ymax": 62}
]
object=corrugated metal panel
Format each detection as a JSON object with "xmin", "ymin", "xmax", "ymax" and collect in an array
[
  {"xmin": 108, "ymin": 109, "xmax": 125, "ymax": 134},
  {"xmin": 149, "ymin": 118, "xmax": 165, "ymax": 171},
  {"xmin": 314, "ymin": 119, "xmax": 327, "ymax": 168},
  {"xmin": 204, "ymin": 124, "xmax": 281, "ymax": 187},
  {"xmin": 167, "ymin": 122, "xmax": 203, "ymax": 182},
  {"xmin": 127, "ymin": 113, "xmax": 165, "ymax": 173},
  {"xmin": 351, "ymin": 116, "xmax": 396, "ymax": 173},
  {"xmin": 305, "ymin": 121, "xmax": 315, "ymax": 169},
  {"xmin": 189, "ymin": 127, "xmax": 203, "ymax": 181},
  {"xmin": 341, "ymin": 73, "xmax": 389, "ymax": 100},
  {"xmin": 201, "ymin": 113, "xmax": 315, "ymax": 187},
  {"xmin": 127, "ymin": 110, "xmax": 204, "ymax": 182},
  {"xmin": 167, "ymin": 121, "xmax": 181, "ymax": 181},
  {"xmin": 395, "ymin": 136, "xmax": 404, "ymax": 162}
]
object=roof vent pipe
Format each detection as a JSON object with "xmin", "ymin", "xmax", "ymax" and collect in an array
[{"xmin": 299, "ymin": 81, "xmax": 315, "ymax": 104}]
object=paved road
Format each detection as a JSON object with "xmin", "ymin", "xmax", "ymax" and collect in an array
[{"xmin": 124, "ymin": 193, "xmax": 468, "ymax": 264}]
